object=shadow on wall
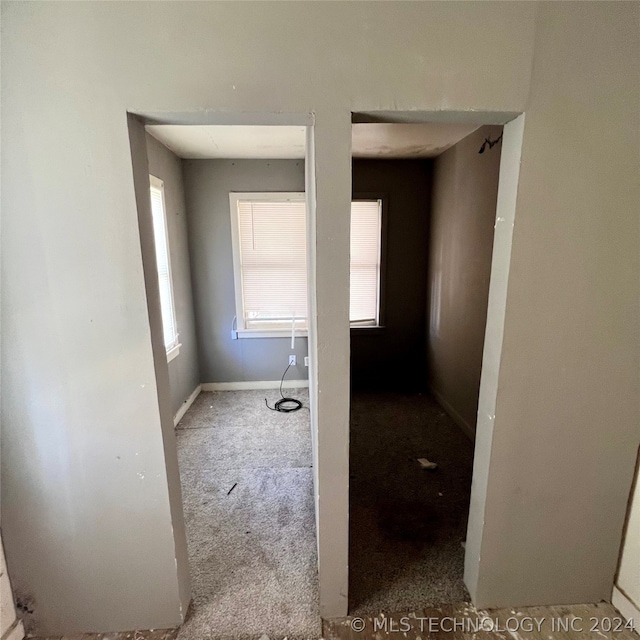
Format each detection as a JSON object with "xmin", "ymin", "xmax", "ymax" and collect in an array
[
  {"xmin": 426, "ymin": 124, "xmax": 503, "ymax": 438},
  {"xmin": 350, "ymin": 160, "xmax": 433, "ymax": 392}
]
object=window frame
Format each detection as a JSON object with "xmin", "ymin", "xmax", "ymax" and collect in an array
[
  {"xmin": 149, "ymin": 174, "xmax": 181, "ymax": 361},
  {"xmin": 350, "ymin": 192, "xmax": 388, "ymax": 332},
  {"xmin": 229, "ymin": 191, "xmax": 308, "ymax": 339}
]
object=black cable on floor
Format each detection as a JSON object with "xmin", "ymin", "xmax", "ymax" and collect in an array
[{"xmin": 265, "ymin": 362, "xmax": 303, "ymax": 413}]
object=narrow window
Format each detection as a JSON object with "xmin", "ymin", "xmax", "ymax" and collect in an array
[
  {"xmin": 350, "ymin": 199, "xmax": 382, "ymax": 327},
  {"xmin": 149, "ymin": 175, "xmax": 180, "ymax": 360}
]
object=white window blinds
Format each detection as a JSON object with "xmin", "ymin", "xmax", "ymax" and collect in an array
[
  {"xmin": 232, "ymin": 195, "xmax": 308, "ymax": 331},
  {"xmin": 149, "ymin": 177, "xmax": 179, "ymax": 350},
  {"xmin": 350, "ymin": 200, "xmax": 382, "ymax": 326}
]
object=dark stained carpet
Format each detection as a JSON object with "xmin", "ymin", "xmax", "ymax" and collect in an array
[{"xmin": 349, "ymin": 391, "xmax": 475, "ymax": 615}]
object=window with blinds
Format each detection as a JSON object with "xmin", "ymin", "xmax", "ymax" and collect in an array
[
  {"xmin": 230, "ymin": 193, "xmax": 308, "ymax": 332},
  {"xmin": 149, "ymin": 176, "xmax": 179, "ymax": 355},
  {"xmin": 350, "ymin": 199, "xmax": 382, "ymax": 326},
  {"xmin": 230, "ymin": 194, "xmax": 382, "ymax": 335}
]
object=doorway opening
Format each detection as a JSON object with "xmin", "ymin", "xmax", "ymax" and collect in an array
[
  {"xmin": 348, "ymin": 119, "xmax": 506, "ymax": 614},
  {"xmin": 130, "ymin": 120, "xmax": 320, "ymax": 639}
]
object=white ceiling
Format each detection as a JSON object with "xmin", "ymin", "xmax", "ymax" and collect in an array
[
  {"xmin": 146, "ymin": 122, "xmax": 479, "ymax": 160},
  {"xmin": 146, "ymin": 125, "xmax": 307, "ymax": 159},
  {"xmin": 351, "ymin": 123, "xmax": 479, "ymax": 158}
]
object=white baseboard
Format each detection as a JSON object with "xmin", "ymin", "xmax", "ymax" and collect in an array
[
  {"xmin": 613, "ymin": 586, "xmax": 640, "ymax": 634},
  {"xmin": 202, "ymin": 380, "xmax": 309, "ymax": 391},
  {"xmin": 173, "ymin": 385, "xmax": 202, "ymax": 427},
  {"xmin": 429, "ymin": 386, "xmax": 475, "ymax": 441}
]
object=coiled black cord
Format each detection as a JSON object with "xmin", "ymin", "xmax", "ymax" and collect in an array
[{"xmin": 265, "ymin": 362, "xmax": 303, "ymax": 412}]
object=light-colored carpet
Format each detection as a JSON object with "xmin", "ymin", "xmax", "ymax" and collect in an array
[{"xmin": 175, "ymin": 389, "xmax": 320, "ymax": 640}]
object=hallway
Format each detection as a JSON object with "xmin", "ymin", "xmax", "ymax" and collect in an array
[{"xmin": 349, "ymin": 392, "xmax": 474, "ymax": 615}]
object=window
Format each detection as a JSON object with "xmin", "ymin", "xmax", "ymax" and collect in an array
[
  {"xmin": 230, "ymin": 193, "xmax": 307, "ymax": 337},
  {"xmin": 350, "ymin": 199, "xmax": 382, "ymax": 327},
  {"xmin": 229, "ymin": 193, "xmax": 382, "ymax": 337},
  {"xmin": 149, "ymin": 175, "xmax": 180, "ymax": 360}
]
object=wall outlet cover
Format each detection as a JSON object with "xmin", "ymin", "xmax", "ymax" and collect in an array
[{"xmin": 289, "ymin": 355, "xmax": 297, "ymax": 366}]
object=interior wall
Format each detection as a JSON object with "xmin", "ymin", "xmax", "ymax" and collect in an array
[
  {"xmin": 466, "ymin": 3, "xmax": 639, "ymax": 607},
  {"xmin": 146, "ymin": 134, "xmax": 200, "ymax": 415},
  {"xmin": 182, "ymin": 159, "xmax": 309, "ymax": 383},
  {"xmin": 2, "ymin": 1, "xmax": 638, "ymax": 631},
  {"xmin": 426, "ymin": 125, "xmax": 503, "ymax": 437},
  {"xmin": 126, "ymin": 116, "xmax": 192, "ymax": 622},
  {"xmin": 351, "ymin": 160, "xmax": 431, "ymax": 391}
]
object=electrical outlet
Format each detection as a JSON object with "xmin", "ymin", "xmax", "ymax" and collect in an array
[
  {"xmin": 304, "ymin": 356, "xmax": 309, "ymax": 367},
  {"xmin": 289, "ymin": 355, "xmax": 297, "ymax": 366}
]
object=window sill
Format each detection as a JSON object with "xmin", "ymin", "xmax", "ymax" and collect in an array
[
  {"xmin": 236, "ymin": 329, "xmax": 308, "ymax": 339},
  {"xmin": 234, "ymin": 328, "xmax": 381, "ymax": 338},
  {"xmin": 350, "ymin": 326, "xmax": 385, "ymax": 335},
  {"xmin": 167, "ymin": 344, "xmax": 181, "ymax": 362}
]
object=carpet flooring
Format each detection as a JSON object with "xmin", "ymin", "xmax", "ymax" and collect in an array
[
  {"xmin": 175, "ymin": 388, "xmax": 320, "ymax": 640},
  {"xmin": 349, "ymin": 391, "xmax": 475, "ymax": 615},
  {"xmin": 174, "ymin": 388, "xmax": 475, "ymax": 636}
]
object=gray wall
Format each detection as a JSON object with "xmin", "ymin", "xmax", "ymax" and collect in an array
[
  {"xmin": 183, "ymin": 160, "xmax": 309, "ymax": 383},
  {"xmin": 146, "ymin": 134, "xmax": 200, "ymax": 415},
  {"xmin": 351, "ymin": 160, "xmax": 431, "ymax": 390},
  {"xmin": 426, "ymin": 126, "xmax": 503, "ymax": 437},
  {"xmin": 128, "ymin": 117, "xmax": 191, "ymax": 623},
  {"xmin": 2, "ymin": 1, "xmax": 638, "ymax": 631}
]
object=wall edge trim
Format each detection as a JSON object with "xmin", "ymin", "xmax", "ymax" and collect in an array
[{"xmin": 173, "ymin": 385, "xmax": 202, "ymax": 427}]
